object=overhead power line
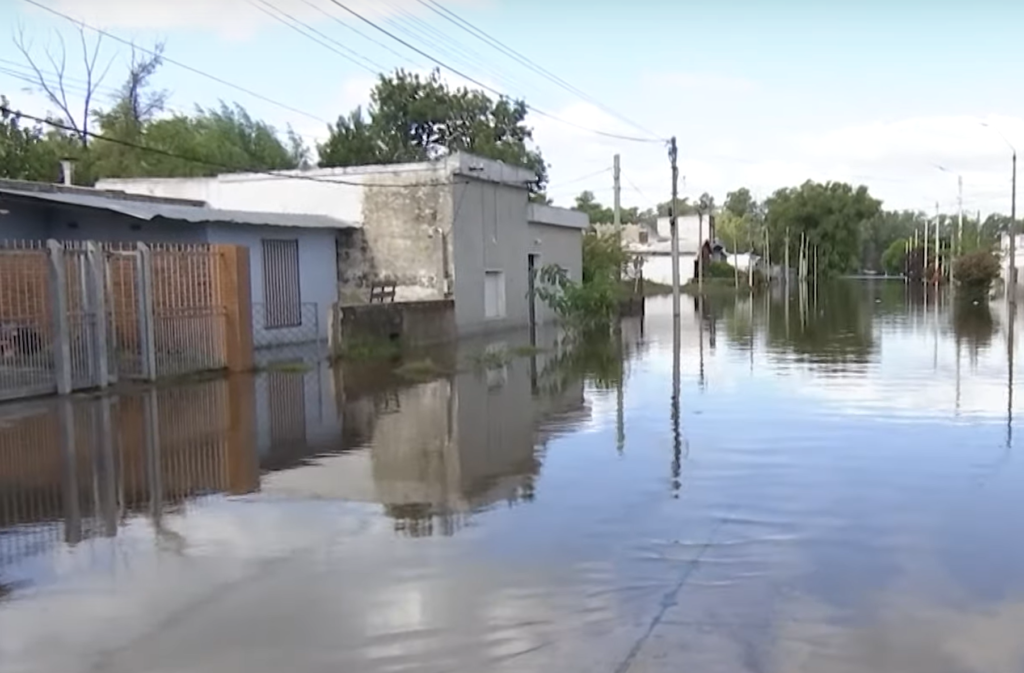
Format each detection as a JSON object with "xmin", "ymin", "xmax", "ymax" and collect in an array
[
  {"xmin": 246, "ymin": 0, "xmax": 384, "ymax": 76},
  {"xmin": 22, "ymin": 0, "xmax": 330, "ymax": 125},
  {"xmin": 295, "ymin": 0, "xmax": 424, "ymax": 69},
  {"xmin": 0, "ymin": 104, "xmax": 465, "ymax": 189},
  {"xmin": 325, "ymin": 0, "xmax": 666, "ymax": 144},
  {"xmin": 546, "ymin": 166, "xmax": 612, "ymax": 190},
  {"xmin": 417, "ymin": 0, "xmax": 664, "ymax": 142}
]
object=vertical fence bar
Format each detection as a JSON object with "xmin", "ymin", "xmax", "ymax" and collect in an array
[
  {"xmin": 86, "ymin": 242, "xmax": 109, "ymax": 388},
  {"xmin": 136, "ymin": 244, "xmax": 157, "ymax": 381},
  {"xmin": 47, "ymin": 240, "xmax": 72, "ymax": 395}
]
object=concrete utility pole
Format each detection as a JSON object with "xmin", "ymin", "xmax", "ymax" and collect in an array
[
  {"xmin": 924, "ymin": 214, "xmax": 929, "ymax": 285},
  {"xmin": 935, "ymin": 202, "xmax": 940, "ymax": 285},
  {"xmin": 613, "ymin": 153, "xmax": 621, "ymax": 229},
  {"xmin": 669, "ymin": 137, "xmax": 681, "ymax": 317},
  {"xmin": 958, "ymin": 175, "xmax": 964, "ymax": 257},
  {"xmin": 1011, "ymin": 149, "xmax": 1018, "ymax": 303},
  {"xmin": 784, "ymin": 227, "xmax": 790, "ymax": 287}
]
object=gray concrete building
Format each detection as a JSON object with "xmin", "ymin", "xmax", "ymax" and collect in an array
[{"xmin": 98, "ymin": 153, "xmax": 588, "ymax": 337}]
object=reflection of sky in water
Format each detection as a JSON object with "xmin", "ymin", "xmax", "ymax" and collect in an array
[{"xmin": 3, "ymin": 284, "xmax": 1024, "ymax": 672}]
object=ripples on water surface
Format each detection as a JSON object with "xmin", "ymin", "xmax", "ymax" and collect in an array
[{"xmin": 3, "ymin": 281, "xmax": 1024, "ymax": 672}]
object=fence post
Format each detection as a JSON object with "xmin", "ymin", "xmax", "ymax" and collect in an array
[
  {"xmin": 47, "ymin": 240, "xmax": 72, "ymax": 395},
  {"xmin": 136, "ymin": 243, "xmax": 157, "ymax": 381},
  {"xmin": 85, "ymin": 242, "xmax": 110, "ymax": 388}
]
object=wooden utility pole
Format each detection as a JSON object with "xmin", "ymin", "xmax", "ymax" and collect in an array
[{"xmin": 669, "ymin": 137, "xmax": 680, "ymax": 317}]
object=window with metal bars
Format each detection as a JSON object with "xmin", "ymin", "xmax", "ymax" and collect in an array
[{"xmin": 261, "ymin": 239, "xmax": 301, "ymax": 328}]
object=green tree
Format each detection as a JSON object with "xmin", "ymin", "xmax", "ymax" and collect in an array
[
  {"xmin": 765, "ymin": 180, "xmax": 881, "ymax": 276},
  {"xmin": 91, "ymin": 103, "xmax": 306, "ymax": 178},
  {"xmin": 881, "ymin": 238, "xmax": 907, "ymax": 275},
  {"xmin": 0, "ymin": 97, "xmax": 65, "ymax": 181},
  {"xmin": 656, "ymin": 198, "xmax": 698, "ymax": 217},
  {"xmin": 318, "ymin": 69, "xmax": 548, "ymax": 194},
  {"xmin": 724, "ymin": 187, "xmax": 755, "ymax": 219}
]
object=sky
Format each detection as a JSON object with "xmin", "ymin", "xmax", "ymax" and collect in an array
[{"xmin": 2, "ymin": 0, "xmax": 1024, "ymax": 216}]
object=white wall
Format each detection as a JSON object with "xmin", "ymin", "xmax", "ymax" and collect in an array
[
  {"xmin": 655, "ymin": 214, "xmax": 703, "ymax": 252},
  {"xmin": 641, "ymin": 253, "xmax": 698, "ymax": 286}
]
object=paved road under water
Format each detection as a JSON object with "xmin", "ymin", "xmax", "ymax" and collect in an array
[{"xmin": 3, "ymin": 281, "xmax": 1024, "ymax": 672}]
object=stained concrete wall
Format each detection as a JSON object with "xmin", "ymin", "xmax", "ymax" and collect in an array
[
  {"xmin": 334, "ymin": 300, "xmax": 455, "ymax": 351},
  {"xmin": 451, "ymin": 179, "xmax": 531, "ymax": 335},
  {"xmin": 356, "ymin": 172, "xmax": 453, "ymax": 302}
]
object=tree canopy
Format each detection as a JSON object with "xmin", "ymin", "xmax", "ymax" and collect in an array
[
  {"xmin": 765, "ymin": 181, "xmax": 882, "ymax": 276},
  {"xmin": 318, "ymin": 69, "xmax": 548, "ymax": 194}
]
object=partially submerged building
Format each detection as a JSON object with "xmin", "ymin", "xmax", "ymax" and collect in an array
[{"xmin": 98, "ymin": 153, "xmax": 588, "ymax": 337}]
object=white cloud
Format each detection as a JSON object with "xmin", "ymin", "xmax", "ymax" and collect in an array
[{"xmin": 38, "ymin": 0, "xmax": 481, "ymax": 39}]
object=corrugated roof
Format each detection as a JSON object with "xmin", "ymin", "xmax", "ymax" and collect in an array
[{"xmin": 0, "ymin": 187, "xmax": 360, "ymax": 230}]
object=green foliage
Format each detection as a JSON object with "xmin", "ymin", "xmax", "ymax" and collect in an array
[
  {"xmin": 571, "ymin": 190, "xmax": 646, "ymax": 225},
  {"xmin": 953, "ymin": 250, "xmax": 1000, "ymax": 292},
  {"xmin": 881, "ymin": 238, "xmax": 907, "ymax": 275},
  {"xmin": 534, "ymin": 230, "xmax": 632, "ymax": 329},
  {"xmin": 724, "ymin": 187, "xmax": 755, "ymax": 219},
  {"xmin": 765, "ymin": 180, "xmax": 881, "ymax": 276},
  {"xmin": 318, "ymin": 69, "xmax": 548, "ymax": 193},
  {"xmin": 656, "ymin": 198, "xmax": 698, "ymax": 217},
  {"xmin": 0, "ymin": 97, "xmax": 69, "ymax": 181},
  {"xmin": 706, "ymin": 260, "xmax": 737, "ymax": 279},
  {"xmin": 91, "ymin": 103, "xmax": 305, "ymax": 179}
]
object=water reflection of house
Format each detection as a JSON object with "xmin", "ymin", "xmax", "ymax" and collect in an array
[
  {"xmin": 0, "ymin": 333, "xmax": 592, "ymax": 578},
  {"xmin": 262, "ymin": 335, "xmax": 589, "ymax": 535}
]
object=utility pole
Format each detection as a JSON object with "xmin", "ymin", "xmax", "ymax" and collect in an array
[
  {"xmin": 957, "ymin": 175, "xmax": 964, "ymax": 258},
  {"xmin": 924, "ymin": 214, "xmax": 929, "ymax": 285},
  {"xmin": 613, "ymin": 154, "xmax": 621, "ymax": 229},
  {"xmin": 784, "ymin": 227, "xmax": 790, "ymax": 287},
  {"xmin": 935, "ymin": 202, "xmax": 940, "ymax": 286},
  {"xmin": 1011, "ymin": 149, "xmax": 1018, "ymax": 305},
  {"xmin": 669, "ymin": 137, "xmax": 680, "ymax": 317}
]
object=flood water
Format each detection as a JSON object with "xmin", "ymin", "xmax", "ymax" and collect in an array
[{"xmin": 3, "ymin": 281, "xmax": 1024, "ymax": 673}]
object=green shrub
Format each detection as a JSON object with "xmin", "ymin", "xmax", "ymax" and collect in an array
[
  {"xmin": 953, "ymin": 250, "xmax": 1000, "ymax": 292},
  {"xmin": 706, "ymin": 260, "xmax": 737, "ymax": 278}
]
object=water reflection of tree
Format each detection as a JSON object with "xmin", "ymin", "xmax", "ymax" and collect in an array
[
  {"xmin": 537, "ymin": 326, "xmax": 625, "ymax": 395},
  {"xmin": 721, "ymin": 282, "xmax": 876, "ymax": 366},
  {"xmin": 952, "ymin": 299, "xmax": 996, "ymax": 355}
]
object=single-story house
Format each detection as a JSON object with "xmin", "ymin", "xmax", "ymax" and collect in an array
[
  {"xmin": 99, "ymin": 153, "xmax": 589, "ymax": 337},
  {"xmin": 0, "ymin": 178, "xmax": 358, "ymax": 348}
]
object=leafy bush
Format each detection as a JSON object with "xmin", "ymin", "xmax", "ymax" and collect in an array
[
  {"xmin": 534, "ymin": 231, "xmax": 633, "ymax": 329},
  {"xmin": 706, "ymin": 260, "xmax": 736, "ymax": 278},
  {"xmin": 953, "ymin": 250, "xmax": 1000, "ymax": 292}
]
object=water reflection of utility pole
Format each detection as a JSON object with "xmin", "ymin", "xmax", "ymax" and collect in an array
[
  {"xmin": 934, "ymin": 287, "xmax": 940, "ymax": 372},
  {"xmin": 616, "ymin": 324, "xmax": 625, "ymax": 455},
  {"xmin": 671, "ymin": 315, "xmax": 682, "ymax": 496},
  {"xmin": 955, "ymin": 338, "xmax": 962, "ymax": 417},
  {"xmin": 59, "ymin": 400, "xmax": 81, "ymax": 546},
  {"xmin": 698, "ymin": 299, "xmax": 706, "ymax": 391},
  {"xmin": 1008, "ymin": 301, "xmax": 1016, "ymax": 449}
]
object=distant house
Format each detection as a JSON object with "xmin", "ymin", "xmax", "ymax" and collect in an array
[
  {"xmin": 0, "ymin": 178, "xmax": 357, "ymax": 348},
  {"xmin": 99, "ymin": 153, "xmax": 587, "ymax": 337}
]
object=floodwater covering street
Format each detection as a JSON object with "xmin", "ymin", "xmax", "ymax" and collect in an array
[{"xmin": 3, "ymin": 281, "xmax": 1024, "ymax": 672}]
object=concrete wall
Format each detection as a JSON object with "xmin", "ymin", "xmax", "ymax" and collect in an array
[
  {"xmin": 451, "ymin": 179, "xmax": 531, "ymax": 335},
  {"xmin": 527, "ymin": 221, "xmax": 583, "ymax": 325},
  {"xmin": 206, "ymin": 223, "xmax": 338, "ymax": 344},
  {"xmin": 655, "ymin": 214, "xmax": 703, "ymax": 252},
  {"xmin": 335, "ymin": 299, "xmax": 455, "ymax": 352},
  {"xmin": 356, "ymin": 174, "xmax": 452, "ymax": 302}
]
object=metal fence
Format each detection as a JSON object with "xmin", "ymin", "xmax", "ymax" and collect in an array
[
  {"xmin": 0, "ymin": 240, "xmax": 230, "ymax": 402},
  {"xmin": 252, "ymin": 302, "xmax": 324, "ymax": 368},
  {"xmin": 0, "ymin": 380, "xmax": 257, "ymax": 571}
]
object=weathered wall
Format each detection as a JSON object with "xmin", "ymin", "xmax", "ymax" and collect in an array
[
  {"xmin": 527, "ymin": 222, "xmax": 584, "ymax": 326},
  {"xmin": 357, "ymin": 173, "xmax": 453, "ymax": 302},
  {"xmin": 334, "ymin": 299, "xmax": 455, "ymax": 351},
  {"xmin": 0, "ymin": 200, "xmax": 209, "ymax": 244},
  {"xmin": 451, "ymin": 179, "xmax": 530, "ymax": 335}
]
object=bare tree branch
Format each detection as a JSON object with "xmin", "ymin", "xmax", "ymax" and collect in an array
[
  {"xmin": 13, "ymin": 23, "xmax": 113, "ymax": 146},
  {"xmin": 13, "ymin": 24, "xmax": 78, "ymax": 135}
]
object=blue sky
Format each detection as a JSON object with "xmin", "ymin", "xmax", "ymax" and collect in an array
[{"xmin": 2, "ymin": 0, "xmax": 1024, "ymax": 215}]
